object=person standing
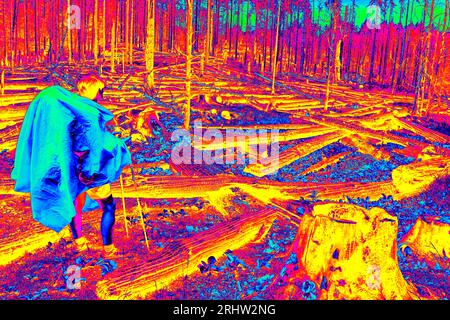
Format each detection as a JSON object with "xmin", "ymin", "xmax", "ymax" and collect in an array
[{"xmin": 11, "ymin": 74, "xmax": 131, "ymax": 257}]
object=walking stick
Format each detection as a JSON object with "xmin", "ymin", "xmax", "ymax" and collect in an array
[
  {"xmin": 113, "ymin": 113, "xmax": 150, "ymax": 251},
  {"xmin": 119, "ymin": 174, "xmax": 129, "ymax": 238},
  {"xmin": 129, "ymin": 164, "xmax": 150, "ymax": 251}
]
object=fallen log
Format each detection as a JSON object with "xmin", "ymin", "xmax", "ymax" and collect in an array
[
  {"xmin": 397, "ymin": 118, "xmax": 450, "ymax": 144},
  {"xmin": 96, "ymin": 207, "xmax": 278, "ymax": 299},
  {"xmin": 307, "ymin": 114, "xmax": 429, "ymax": 148},
  {"xmin": 1, "ymin": 82, "xmax": 49, "ymax": 92},
  {"xmin": 340, "ymin": 135, "xmax": 391, "ymax": 161},
  {"xmin": 392, "ymin": 157, "xmax": 450, "ymax": 199},
  {"xmin": 197, "ymin": 124, "xmax": 329, "ymax": 131},
  {"xmin": 0, "ymin": 228, "xmax": 70, "ymax": 266},
  {"xmin": 253, "ymin": 73, "xmax": 323, "ymax": 103},
  {"xmin": 111, "ymin": 102, "xmax": 172, "ymax": 116},
  {"xmin": 1, "ymin": 167, "xmax": 400, "ymax": 206},
  {"xmin": 390, "ymin": 145, "xmax": 424, "ymax": 159},
  {"xmin": 235, "ymin": 180, "xmax": 399, "ymax": 209},
  {"xmin": 194, "ymin": 126, "xmax": 336, "ymax": 151},
  {"xmin": 244, "ymin": 131, "xmax": 347, "ymax": 177},
  {"xmin": 358, "ymin": 113, "xmax": 405, "ymax": 131},
  {"xmin": 274, "ymin": 100, "xmax": 323, "ymax": 112},
  {"xmin": 300, "ymin": 151, "xmax": 352, "ymax": 175},
  {"xmin": 0, "ymin": 92, "xmax": 37, "ymax": 107}
]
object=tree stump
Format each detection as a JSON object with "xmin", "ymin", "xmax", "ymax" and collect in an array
[
  {"xmin": 401, "ymin": 216, "xmax": 450, "ymax": 259},
  {"xmin": 291, "ymin": 203, "xmax": 417, "ymax": 299}
]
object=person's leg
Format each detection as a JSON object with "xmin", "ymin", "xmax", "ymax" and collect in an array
[
  {"xmin": 86, "ymin": 184, "xmax": 117, "ymax": 254},
  {"xmin": 98, "ymin": 195, "xmax": 116, "ymax": 246},
  {"xmin": 70, "ymin": 192, "xmax": 86, "ymax": 239}
]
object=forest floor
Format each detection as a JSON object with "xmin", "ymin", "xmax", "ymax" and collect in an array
[{"xmin": 0, "ymin": 52, "xmax": 449, "ymax": 300}]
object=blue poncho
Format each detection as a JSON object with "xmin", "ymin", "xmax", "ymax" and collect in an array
[{"xmin": 11, "ymin": 86, "xmax": 131, "ymax": 232}]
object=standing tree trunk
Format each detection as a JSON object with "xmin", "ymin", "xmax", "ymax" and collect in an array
[
  {"xmin": 102, "ymin": 0, "xmax": 106, "ymax": 52},
  {"xmin": 271, "ymin": 0, "xmax": 281, "ymax": 94},
  {"xmin": 94, "ymin": 0, "xmax": 99, "ymax": 65},
  {"xmin": 325, "ymin": 2, "xmax": 338, "ymax": 110},
  {"xmin": 111, "ymin": 22, "xmax": 116, "ymax": 73},
  {"xmin": 159, "ymin": 3, "xmax": 164, "ymax": 51},
  {"xmin": 391, "ymin": 0, "xmax": 405, "ymax": 91},
  {"xmin": 335, "ymin": 39, "xmax": 342, "ymax": 82},
  {"xmin": 205, "ymin": 0, "xmax": 213, "ymax": 62},
  {"xmin": 314, "ymin": 5, "xmax": 323, "ymax": 75},
  {"xmin": 4, "ymin": 0, "xmax": 10, "ymax": 66},
  {"xmin": 396, "ymin": 0, "xmax": 411, "ymax": 90},
  {"xmin": 345, "ymin": 1, "xmax": 356, "ymax": 78},
  {"xmin": 368, "ymin": 29, "xmax": 377, "ymax": 85},
  {"xmin": 67, "ymin": 0, "xmax": 73, "ymax": 63},
  {"xmin": 382, "ymin": 2, "xmax": 393, "ymax": 82},
  {"xmin": 185, "ymin": 0, "xmax": 194, "ymax": 130},
  {"xmin": 129, "ymin": 0, "xmax": 134, "ymax": 66},
  {"xmin": 193, "ymin": 0, "xmax": 200, "ymax": 52},
  {"xmin": 415, "ymin": 0, "xmax": 435, "ymax": 115},
  {"xmin": 244, "ymin": 0, "xmax": 251, "ymax": 71},
  {"xmin": 168, "ymin": 0, "xmax": 173, "ymax": 51},
  {"xmin": 125, "ymin": 0, "xmax": 130, "ymax": 64},
  {"xmin": 298, "ymin": 6, "xmax": 304, "ymax": 73},
  {"xmin": 234, "ymin": 0, "xmax": 241, "ymax": 60},
  {"xmin": 278, "ymin": 11, "xmax": 284, "ymax": 74},
  {"xmin": 1, "ymin": 70, "xmax": 4, "ymax": 95},
  {"xmin": 250, "ymin": 1, "xmax": 256, "ymax": 73},
  {"xmin": 421, "ymin": 0, "xmax": 435, "ymax": 114},
  {"xmin": 262, "ymin": 0, "xmax": 270, "ymax": 73},
  {"xmin": 25, "ymin": 0, "xmax": 29, "ymax": 59},
  {"xmin": 145, "ymin": 0, "xmax": 155, "ymax": 88},
  {"xmin": 228, "ymin": 0, "xmax": 233, "ymax": 52},
  {"xmin": 34, "ymin": 0, "xmax": 39, "ymax": 59},
  {"xmin": 431, "ymin": 0, "xmax": 448, "ymax": 111},
  {"xmin": 10, "ymin": 0, "xmax": 15, "ymax": 68},
  {"xmin": 213, "ymin": 0, "xmax": 219, "ymax": 55},
  {"xmin": 331, "ymin": 0, "xmax": 341, "ymax": 84}
]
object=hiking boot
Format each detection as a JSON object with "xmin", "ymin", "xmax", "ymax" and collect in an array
[
  {"xmin": 103, "ymin": 244, "xmax": 118, "ymax": 258},
  {"xmin": 74, "ymin": 236, "xmax": 89, "ymax": 252}
]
